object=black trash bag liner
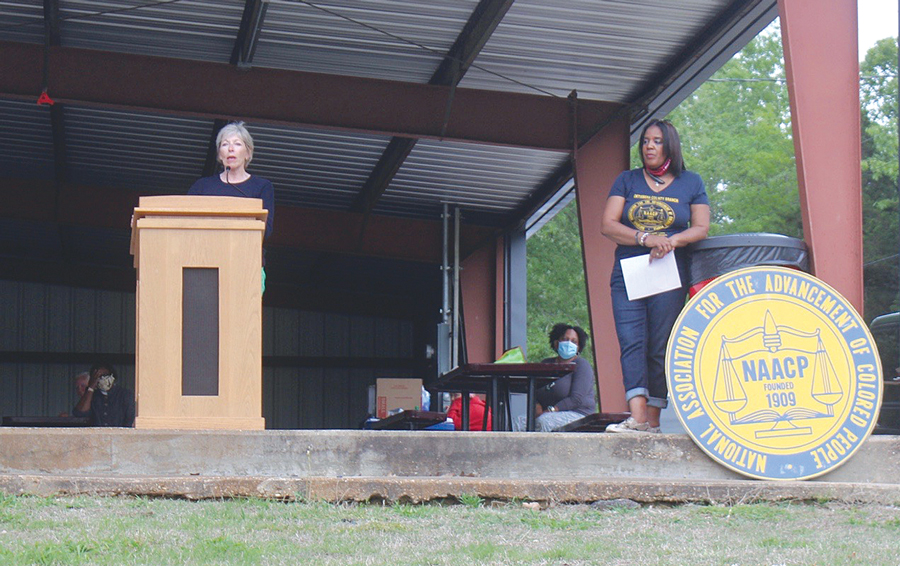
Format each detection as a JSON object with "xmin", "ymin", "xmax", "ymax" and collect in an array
[{"xmin": 687, "ymin": 233, "xmax": 809, "ymax": 287}]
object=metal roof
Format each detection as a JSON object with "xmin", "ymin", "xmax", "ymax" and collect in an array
[
  {"xmin": 460, "ymin": 0, "xmax": 732, "ymax": 101},
  {"xmin": 0, "ymin": 0, "xmax": 776, "ymax": 292}
]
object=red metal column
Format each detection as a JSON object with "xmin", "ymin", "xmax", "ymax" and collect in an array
[
  {"xmin": 460, "ymin": 239, "xmax": 500, "ymax": 363},
  {"xmin": 574, "ymin": 116, "xmax": 631, "ymax": 412},
  {"xmin": 779, "ymin": 0, "xmax": 863, "ymax": 311}
]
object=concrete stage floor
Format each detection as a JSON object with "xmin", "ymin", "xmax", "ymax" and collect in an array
[{"xmin": 1, "ymin": 429, "xmax": 898, "ymax": 504}]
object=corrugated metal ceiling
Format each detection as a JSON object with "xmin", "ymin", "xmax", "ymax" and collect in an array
[
  {"xmin": 461, "ymin": 0, "xmax": 732, "ymax": 101},
  {"xmin": 0, "ymin": 0, "xmax": 773, "ymax": 273},
  {"xmin": 255, "ymin": 0, "xmax": 480, "ymax": 83}
]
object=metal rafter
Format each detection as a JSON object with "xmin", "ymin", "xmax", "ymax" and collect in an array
[
  {"xmin": 0, "ymin": 41, "xmax": 615, "ymax": 150},
  {"xmin": 348, "ymin": 0, "xmax": 516, "ymax": 214},
  {"xmin": 0, "ymin": 178, "xmax": 497, "ymax": 264},
  {"xmin": 231, "ymin": 0, "xmax": 269, "ymax": 68}
]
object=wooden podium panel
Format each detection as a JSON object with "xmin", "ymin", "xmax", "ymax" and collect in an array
[{"xmin": 130, "ymin": 195, "xmax": 268, "ymax": 429}]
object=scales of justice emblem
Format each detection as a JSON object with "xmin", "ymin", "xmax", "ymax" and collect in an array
[
  {"xmin": 667, "ymin": 266, "xmax": 882, "ymax": 480},
  {"xmin": 713, "ymin": 310, "xmax": 844, "ymax": 440}
]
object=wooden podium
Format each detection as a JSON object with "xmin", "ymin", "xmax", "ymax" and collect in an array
[{"xmin": 130, "ymin": 195, "xmax": 268, "ymax": 429}]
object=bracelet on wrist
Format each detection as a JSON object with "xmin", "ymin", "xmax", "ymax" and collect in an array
[
  {"xmin": 639, "ymin": 232, "xmax": 650, "ymax": 247},
  {"xmin": 634, "ymin": 231, "xmax": 641, "ymax": 246}
]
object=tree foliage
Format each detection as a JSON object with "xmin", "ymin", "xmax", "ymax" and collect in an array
[
  {"xmin": 527, "ymin": 26, "xmax": 899, "ymax": 358},
  {"xmin": 860, "ymin": 38, "xmax": 899, "ymax": 320},
  {"xmin": 525, "ymin": 202, "xmax": 593, "ymax": 364},
  {"xmin": 669, "ymin": 26, "xmax": 801, "ymax": 238}
]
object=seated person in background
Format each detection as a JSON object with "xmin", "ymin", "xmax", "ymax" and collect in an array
[
  {"xmin": 534, "ymin": 323, "xmax": 598, "ymax": 432},
  {"xmin": 73, "ymin": 362, "xmax": 135, "ymax": 427},
  {"xmin": 74, "ymin": 371, "xmax": 89, "ymax": 399},
  {"xmin": 447, "ymin": 393, "xmax": 492, "ymax": 431},
  {"xmin": 59, "ymin": 372, "xmax": 90, "ymax": 417}
]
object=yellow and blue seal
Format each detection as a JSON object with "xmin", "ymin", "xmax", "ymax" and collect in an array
[{"xmin": 666, "ymin": 266, "xmax": 882, "ymax": 480}]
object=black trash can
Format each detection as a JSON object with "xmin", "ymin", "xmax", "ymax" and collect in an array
[{"xmin": 687, "ymin": 233, "xmax": 809, "ymax": 297}]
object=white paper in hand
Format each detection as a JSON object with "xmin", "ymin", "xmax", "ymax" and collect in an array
[{"xmin": 620, "ymin": 252, "xmax": 682, "ymax": 301}]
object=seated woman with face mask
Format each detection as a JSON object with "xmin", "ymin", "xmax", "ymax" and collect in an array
[{"xmin": 533, "ymin": 323, "xmax": 598, "ymax": 432}]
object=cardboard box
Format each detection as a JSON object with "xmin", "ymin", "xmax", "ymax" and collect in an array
[{"xmin": 376, "ymin": 378, "xmax": 423, "ymax": 418}]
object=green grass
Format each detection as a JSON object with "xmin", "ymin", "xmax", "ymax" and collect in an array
[{"xmin": 0, "ymin": 496, "xmax": 899, "ymax": 565}]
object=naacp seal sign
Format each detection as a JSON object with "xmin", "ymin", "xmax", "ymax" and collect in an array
[{"xmin": 666, "ymin": 266, "xmax": 882, "ymax": 480}]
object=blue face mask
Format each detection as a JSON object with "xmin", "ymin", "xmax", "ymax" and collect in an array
[{"xmin": 557, "ymin": 340, "xmax": 578, "ymax": 359}]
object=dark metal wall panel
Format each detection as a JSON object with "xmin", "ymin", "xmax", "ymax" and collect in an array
[
  {"xmin": 298, "ymin": 311, "xmax": 325, "ymax": 357},
  {"xmin": 0, "ymin": 281, "xmax": 19, "ymax": 349},
  {"xmin": 45, "ymin": 285, "xmax": 74, "ymax": 352},
  {"xmin": 71, "ymin": 286, "xmax": 98, "ymax": 353},
  {"xmin": 349, "ymin": 315, "xmax": 375, "ymax": 358},
  {"xmin": 298, "ymin": 367, "xmax": 324, "ymax": 429},
  {"xmin": 323, "ymin": 313, "xmax": 350, "ymax": 357},
  {"xmin": 19, "ymin": 362, "xmax": 45, "ymax": 415},
  {"xmin": 19, "ymin": 284, "xmax": 46, "ymax": 351},
  {"xmin": 0, "ymin": 280, "xmax": 134, "ymax": 353}
]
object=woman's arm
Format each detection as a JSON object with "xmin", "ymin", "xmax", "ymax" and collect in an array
[
  {"xmin": 648, "ymin": 203, "xmax": 710, "ymax": 258},
  {"xmin": 551, "ymin": 359, "xmax": 595, "ymax": 413},
  {"xmin": 601, "ymin": 196, "xmax": 646, "ymax": 246}
]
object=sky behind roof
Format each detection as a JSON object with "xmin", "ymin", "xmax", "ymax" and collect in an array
[{"xmin": 859, "ymin": 0, "xmax": 898, "ymax": 56}]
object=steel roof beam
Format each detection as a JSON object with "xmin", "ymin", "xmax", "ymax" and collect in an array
[
  {"xmin": 0, "ymin": 41, "xmax": 617, "ymax": 151},
  {"xmin": 42, "ymin": 0, "xmax": 60, "ymax": 46},
  {"xmin": 349, "ymin": 0, "xmax": 517, "ymax": 213},
  {"xmin": 42, "ymin": 0, "xmax": 65, "ymax": 187},
  {"xmin": 231, "ymin": 0, "xmax": 269, "ymax": 68},
  {"xmin": 0, "ymin": 178, "xmax": 496, "ymax": 265}
]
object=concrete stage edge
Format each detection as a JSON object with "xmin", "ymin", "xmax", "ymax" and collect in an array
[{"xmin": 1, "ymin": 429, "xmax": 898, "ymax": 504}]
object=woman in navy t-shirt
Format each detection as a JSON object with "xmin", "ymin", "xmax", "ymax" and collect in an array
[
  {"xmin": 601, "ymin": 119, "xmax": 709, "ymax": 433},
  {"xmin": 188, "ymin": 121, "xmax": 274, "ymax": 289}
]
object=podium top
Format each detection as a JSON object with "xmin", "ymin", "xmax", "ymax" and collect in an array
[
  {"xmin": 137, "ymin": 195, "xmax": 264, "ymax": 211},
  {"xmin": 130, "ymin": 195, "xmax": 268, "ymax": 258},
  {"xmin": 132, "ymin": 195, "xmax": 269, "ymax": 224}
]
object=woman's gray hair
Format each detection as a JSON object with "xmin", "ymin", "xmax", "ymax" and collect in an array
[{"xmin": 216, "ymin": 121, "xmax": 254, "ymax": 167}]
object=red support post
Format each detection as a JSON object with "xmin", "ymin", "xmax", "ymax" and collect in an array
[
  {"xmin": 779, "ymin": 0, "xmax": 864, "ymax": 311},
  {"xmin": 574, "ymin": 116, "xmax": 631, "ymax": 412}
]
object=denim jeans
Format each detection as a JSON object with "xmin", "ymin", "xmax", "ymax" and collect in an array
[{"xmin": 610, "ymin": 260, "xmax": 687, "ymax": 408}]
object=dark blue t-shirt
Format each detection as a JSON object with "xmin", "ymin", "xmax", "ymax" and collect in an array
[
  {"xmin": 188, "ymin": 175, "xmax": 275, "ymax": 265},
  {"xmin": 609, "ymin": 168, "xmax": 708, "ymax": 263},
  {"xmin": 188, "ymin": 175, "xmax": 275, "ymax": 241}
]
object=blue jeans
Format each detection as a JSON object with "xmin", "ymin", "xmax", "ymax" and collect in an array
[{"xmin": 610, "ymin": 261, "xmax": 686, "ymax": 408}]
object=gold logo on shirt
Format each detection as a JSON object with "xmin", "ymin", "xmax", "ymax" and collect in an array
[{"xmin": 628, "ymin": 199, "xmax": 675, "ymax": 232}]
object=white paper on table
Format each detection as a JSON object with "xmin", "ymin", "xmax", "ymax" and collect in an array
[{"xmin": 620, "ymin": 251, "xmax": 682, "ymax": 301}]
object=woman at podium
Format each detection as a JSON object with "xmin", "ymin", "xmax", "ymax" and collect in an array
[{"xmin": 189, "ymin": 121, "xmax": 274, "ymax": 289}]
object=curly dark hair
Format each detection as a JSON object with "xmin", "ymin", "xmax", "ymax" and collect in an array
[{"xmin": 548, "ymin": 323, "xmax": 589, "ymax": 353}]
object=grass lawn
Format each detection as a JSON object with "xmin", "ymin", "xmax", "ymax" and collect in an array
[{"xmin": 1, "ymin": 494, "xmax": 899, "ymax": 565}]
